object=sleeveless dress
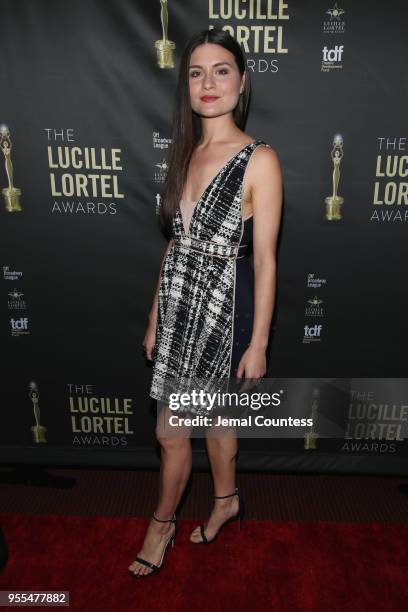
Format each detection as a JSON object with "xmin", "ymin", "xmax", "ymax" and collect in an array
[{"xmin": 150, "ymin": 139, "xmax": 271, "ymax": 406}]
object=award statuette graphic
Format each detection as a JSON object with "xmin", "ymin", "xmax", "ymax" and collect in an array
[
  {"xmin": 324, "ymin": 134, "xmax": 344, "ymax": 221},
  {"xmin": 0, "ymin": 125, "xmax": 22, "ymax": 212},
  {"xmin": 28, "ymin": 381, "xmax": 47, "ymax": 443},
  {"xmin": 304, "ymin": 388, "xmax": 319, "ymax": 450},
  {"xmin": 155, "ymin": 0, "xmax": 176, "ymax": 69}
]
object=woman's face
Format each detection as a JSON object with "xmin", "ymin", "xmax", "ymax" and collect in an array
[{"xmin": 188, "ymin": 43, "xmax": 245, "ymax": 117}]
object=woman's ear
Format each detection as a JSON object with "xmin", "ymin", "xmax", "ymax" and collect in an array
[{"xmin": 240, "ymin": 72, "xmax": 246, "ymax": 94}]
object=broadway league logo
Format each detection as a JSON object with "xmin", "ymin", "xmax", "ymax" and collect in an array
[
  {"xmin": 153, "ymin": 131, "xmax": 171, "ymax": 150},
  {"xmin": 323, "ymin": 3, "xmax": 346, "ymax": 34},
  {"xmin": 325, "ymin": 134, "xmax": 344, "ymax": 220},
  {"xmin": 0, "ymin": 124, "xmax": 22, "ymax": 212},
  {"xmin": 307, "ymin": 273, "xmax": 327, "ymax": 289},
  {"xmin": 155, "ymin": 0, "xmax": 176, "ymax": 68},
  {"xmin": 3, "ymin": 266, "xmax": 23, "ymax": 280}
]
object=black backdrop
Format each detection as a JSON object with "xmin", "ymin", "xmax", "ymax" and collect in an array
[{"xmin": 1, "ymin": 0, "xmax": 407, "ymax": 474}]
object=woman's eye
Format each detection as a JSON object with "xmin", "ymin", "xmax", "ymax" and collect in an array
[{"xmin": 189, "ymin": 68, "xmax": 229, "ymax": 78}]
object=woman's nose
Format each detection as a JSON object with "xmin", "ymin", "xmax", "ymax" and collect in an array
[{"xmin": 203, "ymin": 72, "xmax": 215, "ymax": 87}]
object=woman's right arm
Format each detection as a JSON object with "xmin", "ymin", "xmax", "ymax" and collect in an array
[{"xmin": 143, "ymin": 238, "xmax": 173, "ymax": 360}]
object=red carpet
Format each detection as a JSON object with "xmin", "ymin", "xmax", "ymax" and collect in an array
[{"xmin": 0, "ymin": 513, "xmax": 407, "ymax": 612}]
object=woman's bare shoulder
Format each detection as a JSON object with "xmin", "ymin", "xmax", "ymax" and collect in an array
[{"xmin": 248, "ymin": 143, "xmax": 282, "ymax": 181}]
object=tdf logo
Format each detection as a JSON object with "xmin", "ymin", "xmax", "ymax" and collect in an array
[
  {"xmin": 10, "ymin": 317, "xmax": 28, "ymax": 330},
  {"xmin": 304, "ymin": 324, "xmax": 322, "ymax": 337},
  {"xmin": 303, "ymin": 324, "xmax": 323, "ymax": 343},
  {"xmin": 322, "ymin": 45, "xmax": 344, "ymax": 62}
]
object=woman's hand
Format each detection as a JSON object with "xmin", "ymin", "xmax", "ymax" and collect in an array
[
  {"xmin": 236, "ymin": 345, "xmax": 267, "ymax": 391},
  {"xmin": 142, "ymin": 318, "xmax": 157, "ymax": 361}
]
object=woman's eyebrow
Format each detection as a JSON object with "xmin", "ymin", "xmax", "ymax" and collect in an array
[{"xmin": 189, "ymin": 62, "xmax": 232, "ymax": 69}]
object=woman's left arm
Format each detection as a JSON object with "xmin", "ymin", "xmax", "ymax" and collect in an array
[{"xmin": 236, "ymin": 146, "xmax": 283, "ymax": 379}]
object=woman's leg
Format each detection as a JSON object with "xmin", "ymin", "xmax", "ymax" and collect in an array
[
  {"xmin": 129, "ymin": 403, "xmax": 192, "ymax": 575},
  {"xmin": 190, "ymin": 430, "xmax": 239, "ymax": 543}
]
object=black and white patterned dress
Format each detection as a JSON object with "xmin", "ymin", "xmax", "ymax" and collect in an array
[{"xmin": 150, "ymin": 140, "xmax": 271, "ymax": 406}]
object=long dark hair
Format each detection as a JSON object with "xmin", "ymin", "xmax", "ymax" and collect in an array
[{"xmin": 159, "ymin": 28, "xmax": 251, "ymax": 239}]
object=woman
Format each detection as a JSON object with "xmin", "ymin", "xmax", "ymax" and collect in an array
[{"xmin": 129, "ymin": 28, "xmax": 283, "ymax": 577}]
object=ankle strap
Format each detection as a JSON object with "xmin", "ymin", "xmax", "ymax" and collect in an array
[
  {"xmin": 214, "ymin": 487, "xmax": 239, "ymax": 499},
  {"xmin": 152, "ymin": 512, "xmax": 176, "ymax": 523}
]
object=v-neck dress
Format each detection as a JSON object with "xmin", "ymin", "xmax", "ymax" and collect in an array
[{"xmin": 150, "ymin": 139, "xmax": 271, "ymax": 406}]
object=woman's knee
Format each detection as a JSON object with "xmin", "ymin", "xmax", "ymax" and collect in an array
[{"xmin": 156, "ymin": 430, "xmax": 191, "ymax": 452}]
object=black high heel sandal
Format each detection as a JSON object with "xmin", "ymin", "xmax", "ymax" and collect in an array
[
  {"xmin": 193, "ymin": 488, "xmax": 245, "ymax": 544},
  {"xmin": 129, "ymin": 513, "xmax": 177, "ymax": 578}
]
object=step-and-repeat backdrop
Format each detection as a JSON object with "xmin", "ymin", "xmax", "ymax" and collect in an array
[{"xmin": 1, "ymin": 1, "xmax": 407, "ymax": 473}]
